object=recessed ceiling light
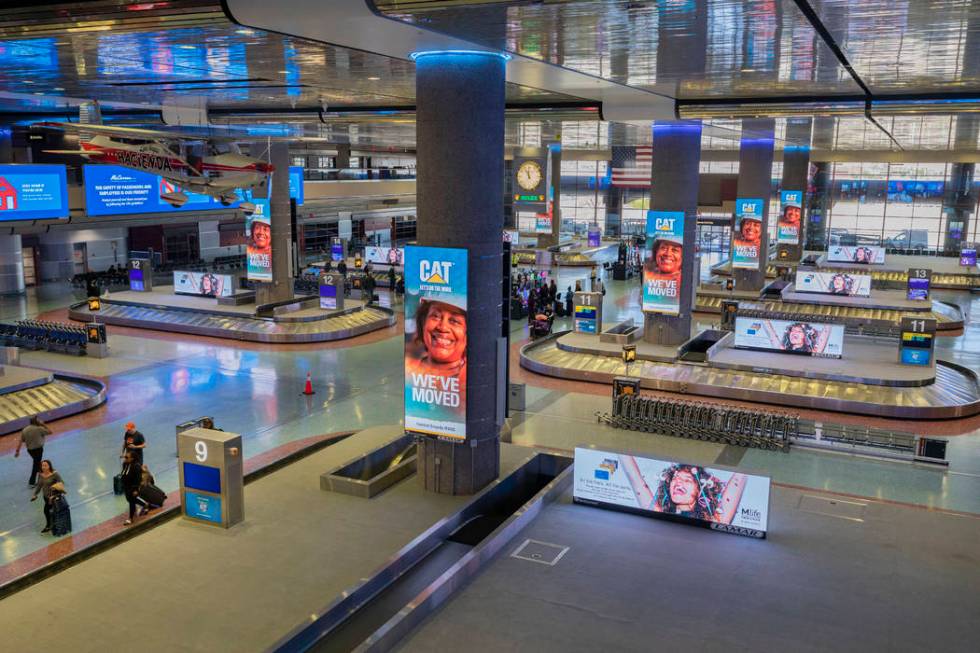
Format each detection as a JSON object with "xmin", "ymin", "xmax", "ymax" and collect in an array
[
  {"xmin": 34, "ymin": 91, "xmax": 43, "ymax": 95},
  {"xmin": 367, "ymin": 76, "xmax": 380, "ymax": 81},
  {"xmin": 278, "ymin": 70, "xmax": 289, "ymax": 74},
  {"xmin": 179, "ymin": 45, "xmax": 195, "ymax": 50},
  {"xmin": 24, "ymin": 80, "xmax": 34, "ymax": 84},
  {"xmin": 236, "ymin": 29, "xmax": 256, "ymax": 36},
  {"xmin": 53, "ymin": 87, "xmax": 64, "ymax": 91}
]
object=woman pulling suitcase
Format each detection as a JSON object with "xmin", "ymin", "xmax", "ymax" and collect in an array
[{"xmin": 30, "ymin": 459, "xmax": 71, "ymax": 536}]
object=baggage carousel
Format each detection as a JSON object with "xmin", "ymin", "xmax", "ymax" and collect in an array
[
  {"xmin": 0, "ymin": 368, "xmax": 106, "ymax": 435},
  {"xmin": 68, "ymin": 298, "xmax": 396, "ymax": 344},
  {"xmin": 520, "ymin": 331, "xmax": 980, "ymax": 419},
  {"xmin": 710, "ymin": 254, "xmax": 980, "ymax": 290},
  {"xmin": 694, "ymin": 293, "xmax": 964, "ymax": 331}
]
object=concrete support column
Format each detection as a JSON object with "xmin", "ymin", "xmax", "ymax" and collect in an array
[
  {"xmin": 943, "ymin": 116, "xmax": 979, "ymax": 253},
  {"xmin": 733, "ymin": 119, "xmax": 775, "ymax": 291},
  {"xmin": 643, "ymin": 122, "xmax": 702, "ymax": 346},
  {"xmin": 806, "ymin": 161, "xmax": 832, "ymax": 250},
  {"xmin": 0, "ymin": 234, "xmax": 25, "ymax": 295},
  {"xmin": 777, "ymin": 119, "xmax": 812, "ymax": 262},
  {"xmin": 414, "ymin": 51, "xmax": 505, "ymax": 495},
  {"xmin": 256, "ymin": 142, "xmax": 294, "ymax": 305},
  {"xmin": 335, "ymin": 144, "xmax": 351, "ymax": 169}
]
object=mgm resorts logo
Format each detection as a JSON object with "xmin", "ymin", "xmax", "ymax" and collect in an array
[
  {"xmin": 709, "ymin": 523, "xmax": 765, "ymax": 539},
  {"xmin": 420, "ymin": 259, "xmax": 454, "ymax": 286}
]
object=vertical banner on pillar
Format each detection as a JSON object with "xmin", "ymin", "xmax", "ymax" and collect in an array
[
  {"xmin": 731, "ymin": 198, "xmax": 764, "ymax": 269},
  {"xmin": 777, "ymin": 190, "xmax": 803, "ymax": 245},
  {"xmin": 404, "ymin": 246, "xmax": 468, "ymax": 441},
  {"xmin": 642, "ymin": 211, "xmax": 684, "ymax": 315},
  {"xmin": 245, "ymin": 199, "xmax": 272, "ymax": 281}
]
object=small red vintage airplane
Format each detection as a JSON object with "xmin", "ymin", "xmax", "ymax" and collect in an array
[{"xmin": 33, "ymin": 122, "xmax": 274, "ymax": 213}]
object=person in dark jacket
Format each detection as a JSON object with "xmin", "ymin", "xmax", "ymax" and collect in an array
[
  {"xmin": 120, "ymin": 452, "xmax": 147, "ymax": 525},
  {"xmin": 565, "ymin": 286, "xmax": 574, "ymax": 317},
  {"xmin": 30, "ymin": 460, "xmax": 64, "ymax": 533},
  {"xmin": 338, "ymin": 260, "xmax": 348, "ymax": 276}
]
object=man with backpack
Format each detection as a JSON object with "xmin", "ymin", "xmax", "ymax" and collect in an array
[{"xmin": 15, "ymin": 415, "xmax": 51, "ymax": 486}]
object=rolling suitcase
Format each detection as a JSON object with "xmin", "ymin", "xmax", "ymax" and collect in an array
[
  {"xmin": 113, "ymin": 474, "xmax": 124, "ymax": 495},
  {"xmin": 51, "ymin": 495, "xmax": 72, "ymax": 536},
  {"xmin": 138, "ymin": 483, "xmax": 167, "ymax": 507}
]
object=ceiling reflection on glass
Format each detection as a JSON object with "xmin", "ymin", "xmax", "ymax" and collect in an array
[
  {"xmin": 0, "ymin": 12, "xmax": 582, "ymax": 112},
  {"xmin": 374, "ymin": 0, "xmax": 861, "ymax": 99},
  {"xmin": 812, "ymin": 0, "xmax": 980, "ymax": 93}
]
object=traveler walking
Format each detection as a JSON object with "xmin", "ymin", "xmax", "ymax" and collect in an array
[
  {"xmin": 15, "ymin": 415, "xmax": 51, "ymax": 486},
  {"xmin": 120, "ymin": 422, "xmax": 146, "ymax": 464},
  {"xmin": 30, "ymin": 460, "xmax": 65, "ymax": 534}
]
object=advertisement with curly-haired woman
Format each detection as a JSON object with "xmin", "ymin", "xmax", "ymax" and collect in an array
[{"xmin": 572, "ymin": 448, "xmax": 771, "ymax": 537}]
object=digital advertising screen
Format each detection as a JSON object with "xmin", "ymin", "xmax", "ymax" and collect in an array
[
  {"xmin": 502, "ymin": 229, "xmax": 519, "ymax": 244},
  {"xmin": 733, "ymin": 316, "xmax": 845, "ymax": 358},
  {"xmin": 245, "ymin": 199, "xmax": 272, "ymax": 282},
  {"xmin": 128, "ymin": 267, "xmax": 145, "ymax": 292},
  {"xmin": 777, "ymin": 190, "xmax": 803, "ymax": 246},
  {"xmin": 365, "ymin": 246, "xmax": 404, "ymax": 266},
  {"xmin": 960, "ymin": 248, "xmax": 976, "ymax": 267},
  {"xmin": 535, "ymin": 214, "xmax": 552, "ymax": 233},
  {"xmin": 907, "ymin": 268, "xmax": 931, "ymax": 301},
  {"xmin": 404, "ymin": 245, "xmax": 468, "ymax": 441},
  {"xmin": 182, "ymin": 461, "xmax": 221, "ymax": 494},
  {"xmin": 288, "ymin": 166, "xmax": 304, "ymax": 205},
  {"xmin": 572, "ymin": 447, "xmax": 771, "ymax": 539},
  {"xmin": 84, "ymin": 164, "xmax": 240, "ymax": 216},
  {"xmin": 184, "ymin": 490, "xmax": 223, "ymax": 524},
  {"xmin": 574, "ymin": 305, "xmax": 598, "ymax": 334},
  {"xmin": 173, "ymin": 271, "xmax": 234, "ymax": 298},
  {"xmin": 794, "ymin": 270, "xmax": 871, "ymax": 297},
  {"xmin": 642, "ymin": 210, "xmax": 684, "ymax": 315},
  {"xmin": 0, "ymin": 164, "xmax": 69, "ymax": 221},
  {"xmin": 330, "ymin": 238, "xmax": 344, "ymax": 262},
  {"xmin": 900, "ymin": 331, "xmax": 934, "ymax": 366},
  {"xmin": 731, "ymin": 198, "xmax": 764, "ymax": 269},
  {"xmin": 827, "ymin": 245, "xmax": 886, "ymax": 265},
  {"xmin": 587, "ymin": 227, "xmax": 601, "ymax": 248},
  {"xmin": 319, "ymin": 283, "xmax": 337, "ymax": 310}
]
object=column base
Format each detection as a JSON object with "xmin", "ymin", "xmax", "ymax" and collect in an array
[{"xmin": 418, "ymin": 434, "xmax": 500, "ymax": 495}]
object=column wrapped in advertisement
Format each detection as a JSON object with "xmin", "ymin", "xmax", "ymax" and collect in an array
[
  {"xmin": 404, "ymin": 246, "xmax": 468, "ymax": 440},
  {"xmin": 642, "ymin": 210, "xmax": 684, "ymax": 315},
  {"xmin": 245, "ymin": 199, "xmax": 272, "ymax": 282}
]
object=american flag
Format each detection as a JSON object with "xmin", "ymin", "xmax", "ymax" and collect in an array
[{"xmin": 611, "ymin": 145, "xmax": 652, "ymax": 188}]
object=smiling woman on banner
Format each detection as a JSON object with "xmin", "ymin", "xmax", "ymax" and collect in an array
[{"xmin": 406, "ymin": 296, "xmax": 467, "ymax": 386}]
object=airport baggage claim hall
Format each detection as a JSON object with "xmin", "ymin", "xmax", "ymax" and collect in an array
[{"xmin": 1, "ymin": 2, "xmax": 980, "ymax": 651}]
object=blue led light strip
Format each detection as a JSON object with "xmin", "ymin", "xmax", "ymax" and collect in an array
[{"xmin": 409, "ymin": 50, "xmax": 511, "ymax": 61}]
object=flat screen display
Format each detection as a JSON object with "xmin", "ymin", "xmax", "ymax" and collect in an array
[
  {"xmin": 330, "ymin": 240, "xmax": 344, "ymax": 262},
  {"xmin": 84, "ymin": 164, "xmax": 240, "ymax": 216},
  {"xmin": 907, "ymin": 276, "xmax": 930, "ymax": 301},
  {"xmin": 573, "ymin": 447, "xmax": 771, "ymax": 538},
  {"xmin": 794, "ymin": 271, "xmax": 871, "ymax": 297},
  {"xmin": 574, "ymin": 305, "xmax": 598, "ymax": 334},
  {"xmin": 535, "ymin": 215, "xmax": 552, "ymax": 234},
  {"xmin": 319, "ymin": 283, "xmax": 337, "ymax": 310},
  {"xmin": 827, "ymin": 245, "xmax": 886, "ymax": 265},
  {"xmin": 183, "ymin": 461, "xmax": 221, "ymax": 494},
  {"xmin": 960, "ymin": 249, "xmax": 976, "ymax": 266},
  {"xmin": 288, "ymin": 166, "xmax": 304, "ymax": 205},
  {"xmin": 731, "ymin": 198, "xmax": 764, "ymax": 269},
  {"xmin": 777, "ymin": 190, "xmax": 803, "ymax": 246},
  {"xmin": 365, "ymin": 246, "xmax": 404, "ymax": 265},
  {"xmin": 173, "ymin": 271, "xmax": 234, "ymax": 298},
  {"xmin": 404, "ymin": 246, "xmax": 468, "ymax": 441},
  {"xmin": 900, "ymin": 332, "xmax": 934, "ymax": 366},
  {"xmin": 128, "ymin": 267, "xmax": 144, "ymax": 292},
  {"xmin": 643, "ymin": 210, "xmax": 684, "ymax": 315},
  {"xmin": 733, "ymin": 316, "xmax": 845, "ymax": 358},
  {"xmin": 587, "ymin": 227, "xmax": 601, "ymax": 247},
  {"xmin": 184, "ymin": 490, "xmax": 222, "ymax": 523},
  {"xmin": 246, "ymin": 199, "xmax": 272, "ymax": 282},
  {"xmin": 0, "ymin": 164, "xmax": 70, "ymax": 220}
]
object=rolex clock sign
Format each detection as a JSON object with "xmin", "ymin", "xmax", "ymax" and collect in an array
[{"xmin": 512, "ymin": 156, "xmax": 548, "ymax": 207}]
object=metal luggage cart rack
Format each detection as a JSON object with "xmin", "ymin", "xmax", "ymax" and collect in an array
[{"xmin": 596, "ymin": 392, "xmax": 797, "ymax": 452}]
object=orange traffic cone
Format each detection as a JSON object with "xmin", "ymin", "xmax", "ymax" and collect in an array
[{"xmin": 302, "ymin": 372, "xmax": 315, "ymax": 395}]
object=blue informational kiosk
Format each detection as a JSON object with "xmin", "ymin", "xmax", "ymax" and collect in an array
[{"xmin": 177, "ymin": 428, "xmax": 244, "ymax": 528}]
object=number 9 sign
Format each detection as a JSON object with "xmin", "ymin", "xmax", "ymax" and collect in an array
[{"xmin": 194, "ymin": 440, "xmax": 208, "ymax": 462}]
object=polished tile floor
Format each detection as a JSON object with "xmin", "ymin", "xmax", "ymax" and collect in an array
[{"xmin": 2, "ymin": 265, "xmax": 980, "ymax": 571}]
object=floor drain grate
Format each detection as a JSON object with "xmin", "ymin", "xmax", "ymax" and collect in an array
[{"xmin": 510, "ymin": 539, "xmax": 570, "ymax": 566}]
